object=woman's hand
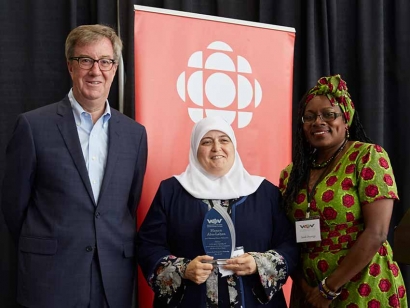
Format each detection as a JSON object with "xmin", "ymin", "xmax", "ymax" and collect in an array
[
  {"xmin": 224, "ymin": 253, "xmax": 257, "ymax": 276},
  {"xmin": 184, "ymin": 255, "xmax": 214, "ymax": 284},
  {"xmin": 305, "ymin": 286, "xmax": 331, "ymax": 308}
]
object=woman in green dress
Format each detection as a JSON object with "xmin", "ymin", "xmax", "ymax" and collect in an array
[{"xmin": 279, "ymin": 74, "xmax": 407, "ymax": 307}]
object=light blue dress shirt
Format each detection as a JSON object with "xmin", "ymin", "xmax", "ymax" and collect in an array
[{"xmin": 68, "ymin": 89, "xmax": 111, "ymax": 204}]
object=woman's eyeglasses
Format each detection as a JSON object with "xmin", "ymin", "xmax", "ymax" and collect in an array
[{"xmin": 302, "ymin": 112, "xmax": 343, "ymax": 124}]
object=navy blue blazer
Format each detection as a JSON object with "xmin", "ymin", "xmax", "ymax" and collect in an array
[{"xmin": 2, "ymin": 97, "xmax": 147, "ymax": 308}]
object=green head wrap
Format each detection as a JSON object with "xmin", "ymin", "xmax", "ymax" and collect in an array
[{"xmin": 305, "ymin": 74, "xmax": 355, "ymax": 127}]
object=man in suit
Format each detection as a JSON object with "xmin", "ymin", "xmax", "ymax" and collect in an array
[{"xmin": 1, "ymin": 24, "xmax": 147, "ymax": 308}]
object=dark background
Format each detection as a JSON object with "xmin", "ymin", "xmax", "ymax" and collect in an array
[{"xmin": 1, "ymin": 1, "xmax": 409, "ymax": 307}]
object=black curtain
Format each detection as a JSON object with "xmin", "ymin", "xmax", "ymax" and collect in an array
[{"xmin": 1, "ymin": 1, "xmax": 409, "ymax": 307}]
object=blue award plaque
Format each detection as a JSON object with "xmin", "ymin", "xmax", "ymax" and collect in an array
[{"xmin": 202, "ymin": 208, "xmax": 234, "ymax": 260}]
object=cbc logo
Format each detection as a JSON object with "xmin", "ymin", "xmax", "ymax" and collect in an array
[{"xmin": 176, "ymin": 41, "xmax": 262, "ymax": 128}]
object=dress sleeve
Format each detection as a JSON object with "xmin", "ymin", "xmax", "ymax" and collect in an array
[
  {"xmin": 148, "ymin": 255, "xmax": 191, "ymax": 306},
  {"xmin": 248, "ymin": 250, "xmax": 288, "ymax": 303},
  {"xmin": 278, "ymin": 163, "xmax": 293, "ymax": 195},
  {"xmin": 356, "ymin": 144, "xmax": 399, "ymax": 205},
  {"xmin": 138, "ymin": 182, "xmax": 190, "ymax": 306},
  {"xmin": 247, "ymin": 184, "xmax": 299, "ymax": 304}
]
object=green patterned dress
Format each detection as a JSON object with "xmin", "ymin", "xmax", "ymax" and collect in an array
[{"xmin": 279, "ymin": 142, "xmax": 407, "ymax": 308}]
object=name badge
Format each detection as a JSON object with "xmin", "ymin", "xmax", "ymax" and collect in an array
[{"xmin": 295, "ymin": 218, "xmax": 321, "ymax": 243}]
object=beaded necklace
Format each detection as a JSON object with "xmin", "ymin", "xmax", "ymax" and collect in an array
[{"xmin": 311, "ymin": 139, "xmax": 348, "ymax": 169}]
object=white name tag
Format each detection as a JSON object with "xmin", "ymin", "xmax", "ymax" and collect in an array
[{"xmin": 295, "ymin": 219, "xmax": 321, "ymax": 243}]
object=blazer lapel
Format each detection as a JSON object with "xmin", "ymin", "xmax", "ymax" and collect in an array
[
  {"xmin": 56, "ymin": 98, "xmax": 96, "ymax": 205},
  {"xmin": 98, "ymin": 112, "xmax": 120, "ymax": 206}
]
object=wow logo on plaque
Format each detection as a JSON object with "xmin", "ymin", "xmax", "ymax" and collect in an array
[{"xmin": 202, "ymin": 204, "xmax": 235, "ymax": 260}]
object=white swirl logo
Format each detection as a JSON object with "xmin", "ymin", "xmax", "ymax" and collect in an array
[{"xmin": 177, "ymin": 41, "xmax": 262, "ymax": 128}]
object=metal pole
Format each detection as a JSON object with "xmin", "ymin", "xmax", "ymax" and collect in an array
[{"xmin": 117, "ymin": 0, "xmax": 124, "ymax": 114}]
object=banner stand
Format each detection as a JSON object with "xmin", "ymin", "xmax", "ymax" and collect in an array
[{"xmin": 134, "ymin": 6, "xmax": 296, "ymax": 307}]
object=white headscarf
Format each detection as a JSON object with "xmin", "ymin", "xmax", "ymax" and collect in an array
[{"xmin": 174, "ymin": 116, "xmax": 264, "ymax": 199}]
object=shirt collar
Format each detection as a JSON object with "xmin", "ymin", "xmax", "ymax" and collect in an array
[{"xmin": 68, "ymin": 89, "xmax": 111, "ymax": 126}]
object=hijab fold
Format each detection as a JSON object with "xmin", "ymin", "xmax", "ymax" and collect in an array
[{"xmin": 174, "ymin": 117, "xmax": 264, "ymax": 199}]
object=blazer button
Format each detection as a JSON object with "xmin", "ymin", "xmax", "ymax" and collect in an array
[
  {"xmin": 86, "ymin": 246, "xmax": 93, "ymax": 252},
  {"xmin": 95, "ymin": 212, "xmax": 100, "ymax": 218}
]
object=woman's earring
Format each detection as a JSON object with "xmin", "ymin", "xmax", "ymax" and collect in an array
[{"xmin": 346, "ymin": 127, "xmax": 350, "ymax": 139}]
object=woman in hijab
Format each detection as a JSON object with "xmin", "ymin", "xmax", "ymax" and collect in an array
[
  {"xmin": 279, "ymin": 74, "xmax": 407, "ymax": 307},
  {"xmin": 138, "ymin": 116, "xmax": 298, "ymax": 308}
]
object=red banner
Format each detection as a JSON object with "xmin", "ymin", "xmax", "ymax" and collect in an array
[{"xmin": 134, "ymin": 6, "xmax": 295, "ymax": 307}]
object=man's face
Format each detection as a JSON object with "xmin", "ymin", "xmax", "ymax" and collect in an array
[{"xmin": 67, "ymin": 37, "xmax": 117, "ymax": 109}]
